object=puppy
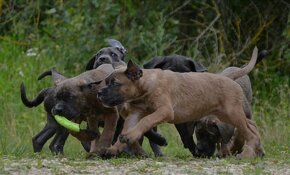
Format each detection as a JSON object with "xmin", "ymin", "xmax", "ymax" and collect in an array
[
  {"xmin": 143, "ymin": 55, "xmax": 207, "ymax": 156},
  {"xmin": 47, "ymin": 64, "xmax": 120, "ymax": 154},
  {"xmin": 21, "ymin": 65, "xmax": 116, "ymax": 154},
  {"xmin": 86, "ymin": 39, "xmax": 168, "ymax": 157},
  {"xmin": 143, "ymin": 55, "xmax": 207, "ymax": 72},
  {"xmin": 86, "ymin": 39, "xmax": 127, "ymax": 70},
  {"xmin": 144, "ymin": 51, "xmax": 267, "ymax": 158},
  {"xmin": 98, "ymin": 47, "xmax": 265, "ymax": 159},
  {"xmin": 21, "ymin": 79, "xmax": 91, "ymax": 154}
]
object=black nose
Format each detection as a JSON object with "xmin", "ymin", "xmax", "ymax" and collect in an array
[
  {"xmin": 52, "ymin": 105, "xmax": 63, "ymax": 115},
  {"xmin": 97, "ymin": 91, "xmax": 103, "ymax": 99},
  {"xmin": 99, "ymin": 57, "xmax": 107, "ymax": 62}
]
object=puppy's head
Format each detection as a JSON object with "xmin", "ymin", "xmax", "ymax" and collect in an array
[
  {"xmin": 86, "ymin": 39, "xmax": 127, "ymax": 70},
  {"xmin": 195, "ymin": 116, "xmax": 235, "ymax": 157},
  {"xmin": 50, "ymin": 65, "xmax": 114, "ymax": 119},
  {"xmin": 97, "ymin": 60, "xmax": 143, "ymax": 107},
  {"xmin": 143, "ymin": 55, "xmax": 207, "ymax": 73},
  {"xmin": 51, "ymin": 79, "xmax": 102, "ymax": 119}
]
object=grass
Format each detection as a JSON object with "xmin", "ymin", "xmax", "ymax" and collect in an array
[{"xmin": 0, "ymin": 36, "xmax": 289, "ymax": 174}]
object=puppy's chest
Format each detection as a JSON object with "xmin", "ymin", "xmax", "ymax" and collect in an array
[{"xmin": 126, "ymin": 100, "xmax": 155, "ymax": 115}]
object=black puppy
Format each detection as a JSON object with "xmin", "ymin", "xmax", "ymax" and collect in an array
[
  {"xmin": 143, "ymin": 55, "xmax": 207, "ymax": 157},
  {"xmin": 86, "ymin": 39, "xmax": 167, "ymax": 157},
  {"xmin": 86, "ymin": 39, "xmax": 127, "ymax": 70}
]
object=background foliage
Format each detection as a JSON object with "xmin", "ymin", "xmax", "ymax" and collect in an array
[{"xmin": 0, "ymin": 0, "xmax": 289, "ymax": 159}]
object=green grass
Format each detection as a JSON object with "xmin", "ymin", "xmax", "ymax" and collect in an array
[{"xmin": 0, "ymin": 37, "xmax": 289, "ymax": 166}]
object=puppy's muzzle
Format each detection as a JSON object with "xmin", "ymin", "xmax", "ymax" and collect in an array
[
  {"xmin": 51, "ymin": 105, "xmax": 64, "ymax": 116},
  {"xmin": 94, "ymin": 57, "xmax": 111, "ymax": 67},
  {"xmin": 97, "ymin": 89, "xmax": 105, "ymax": 101}
]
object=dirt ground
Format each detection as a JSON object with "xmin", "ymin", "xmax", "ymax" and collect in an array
[{"xmin": 1, "ymin": 156, "xmax": 289, "ymax": 175}]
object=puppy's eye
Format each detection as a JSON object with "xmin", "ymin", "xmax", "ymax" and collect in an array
[
  {"xmin": 66, "ymin": 95, "xmax": 75, "ymax": 101},
  {"xmin": 113, "ymin": 81, "xmax": 121, "ymax": 86},
  {"xmin": 96, "ymin": 51, "xmax": 102, "ymax": 57},
  {"xmin": 108, "ymin": 78, "xmax": 121, "ymax": 86},
  {"xmin": 111, "ymin": 53, "xmax": 117, "ymax": 58}
]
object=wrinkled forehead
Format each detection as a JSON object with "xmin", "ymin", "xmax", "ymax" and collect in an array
[{"xmin": 97, "ymin": 47, "xmax": 121, "ymax": 55}]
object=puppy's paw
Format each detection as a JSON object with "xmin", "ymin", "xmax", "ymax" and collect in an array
[
  {"xmin": 99, "ymin": 147, "xmax": 119, "ymax": 159},
  {"xmin": 119, "ymin": 130, "xmax": 141, "ymax": 144},
  {"xmin": 236, "ymin": 145, "xmax": 256, "ymax": 159},
  {"xmin": 134, "ymin": 151, "xmax": 148, "ymax": 158}
]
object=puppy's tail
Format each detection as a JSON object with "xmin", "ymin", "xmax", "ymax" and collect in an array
[
  {"xmin": 38, "ymin": 68, "xmax": 66, "ymax": 85},
  {"xmin": 227, "ymin": 47, "xmax": 258, "ymax": 80},
  {"xmin": 20, "ymin": 82, "xmax": 50, "ymax": 108},
  {"xmin": 37, "ymin": 69, "xmax": 52, "ymax": 80}
]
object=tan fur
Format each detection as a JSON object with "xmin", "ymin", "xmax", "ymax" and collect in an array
[{"xmin": 103, "ymin": 48, "xmax": 264, "ymax": 158}]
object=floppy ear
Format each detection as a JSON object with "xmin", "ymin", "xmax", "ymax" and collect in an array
[
  {"xmin": 51, "ymin": 68, "xmax": 67, "ymax": 86},
  {"xmin": 143, "ymin": 57, "xmax": 166, "ymax": 69},
  {"xmin": 215, "ymin": 123, "xmax": 235, "ymax": 144},
  {"xmin": 85, "ymin": 55, "xmax": 96, "ymax": 70},
  {"xmin": 186, "ymin": 60, "xmax": 207, "ymax": 72},
  {"xmin": 107, "ymin": 39, "xmax": 127, "ymax": 58},
  {"xmin": 38, "ymin": 67, "xmax": 67, "ymax": 86},
  {"xmin": 80, "ymin": 81, "xmax": 102, "ymax": 91},
  {"xmin": 125, "ymin": 60, "xmax": 143, "ymax": 81}
]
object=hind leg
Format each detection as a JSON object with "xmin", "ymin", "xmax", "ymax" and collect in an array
[
  {"xmin": 218, "ymin": 106, "xmax": 264, "ymax": 158},
  {"xmin": 49, "ymin": 126, "xmax": 69, "ymax": 154},
  {"xmin": 32, "ymin": 125, "xmax": 56, "ymax": 152}
]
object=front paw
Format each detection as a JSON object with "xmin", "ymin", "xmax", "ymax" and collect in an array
[
  {"xmin": 100, "ymin": 146, "xmax": 119, "ymax": 159},
  {"xmin": 119, "ymin": 130, "xmax": 141, "ymax": 144}
]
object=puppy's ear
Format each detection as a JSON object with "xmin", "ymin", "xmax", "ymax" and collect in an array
[
  {"xmin": 85, "ymin": 55, "xmax": 96, "ymax": 70},
  {"xmin": 80, "ymin": 81, "xmax": 102, "ymax": 91},
  {"xmin": 38, "ymin": 67, "xmax": 67, "ymax": 86},
  {"xmin": 107, "ymin": 39, "xmax": 127, "ymax": 57},
  {"xmin": 215, "ymin": 123, "xmax": 235, "ymax": 144},
  {"xmin": 125, "ymin": 60, "xmax": 143, "ymax": 81},
  {"xmin": 51, "ymin": 68, "xmax": 67, "ymax": 86},
  {"xmin": 187, "ymin": 60, "xmax": 207, "ymax": 72}
]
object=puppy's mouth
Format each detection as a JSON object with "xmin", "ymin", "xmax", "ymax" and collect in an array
[
  {"xmin": 97, "ymin": 89, "xmax": 125, "ymax": 107},
  {"xmin": 97, "ymin": 95, "xmax": 124, "ymax": 108},
  {"xmin": 98, "ymin": 97, "xmax": 121, "ymax": 108},
  {"xmin": 51, "ymin": 108, "xmax": 78, "ymax": 120}
]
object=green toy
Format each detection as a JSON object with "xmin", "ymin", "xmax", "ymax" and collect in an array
[{"xmin": 54, "ymin": 115, "xmax": 80, "ymax": 132}]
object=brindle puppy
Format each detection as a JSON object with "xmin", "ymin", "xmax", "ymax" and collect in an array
[
  {"xmin": 47, "ymin": 64, "xmax": 119, "ymax": 154},
  {"xmin": 21, "ymin": 65, "xmax": 115, "ymax": 154},
  {"xmin": 98, "ymin": 47, "xmax": 265, "ymax": 159},
  {"xmin": 21, "ymin": 74, "xmax": 91, "ymax": 154}
]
